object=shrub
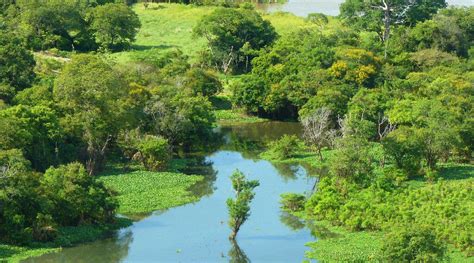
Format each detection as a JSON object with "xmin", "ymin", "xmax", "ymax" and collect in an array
[
  {"xmin": 134, "ymin": 135, "xmax": 171, "ymax": 171},
  {"xmin": 265, "ymin": 135, "xmax": 304, "ymax": 160},
  {"xmin": 382, "ymin": 226, "xmax": 446, "ymax": 262},
  {"xmin": 40, "ymin": 163, "xmax": 117, "ymax": 226},
  {"xmin": 280, "ymin": 193, "xmax": 306, "ymax": 212}
]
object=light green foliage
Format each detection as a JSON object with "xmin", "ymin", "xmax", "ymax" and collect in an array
[
  {"xmin": 214, "ymin": 109, "xmax": 267, "ymax": 124},
  {"xmin": 134, "ymin": 135, "xmax": 171, "ymax": 171},
  {"xmin": 89, "ymin": 3, "xmax": 141, "ymax": 51},
  {"xmin": 99, "ymin": 171, "xmax": 203, "ymax": 214},
  {"xmin": 262, "ymin": 135, "xmax": 305, "ymax": 161},
  {"xmin": 280, "ymin": 193, "xmax": 306, "ymax": 213},
  {"xmin": 118, "ymin": 130, "xmax": 171, "ymax": 171},
  {"xmin": 382, "ymin": 226, "xmax": 447, "ymax": 262},
  {"xmin": 305, "ymin": 223, "xmax": 383, "ymax": 262},
  {"xmin": 226, "ymin": 170, "xmax": 259, "ymax": 240},
  {"xmin": 182, "ymin": 68, "xmax": 222, "ymax": 97},
  {"xmin": 305, "ymin": 164, "xmax": 474, "ymax": 255}
]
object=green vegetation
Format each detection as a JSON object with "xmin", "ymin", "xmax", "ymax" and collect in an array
[
  {"xmin": 99, "ymin": 171, "xmax": 203, "ymax": 215},
  {"xmin": 260, "ymin": 135, "xmax": 305, "ymax": 161},
  {"xmin": 0, "ymin": 217, "xmax": 131, "ymax": 263},
  {"xmin": 227, "ymin": 170, "xmax": 259, "ymax": 240},
  {"xmin": 215, "ymin": 109, "xmax": 267, "ymax": 124},
  {"xmin": 1, "ymin": 0, "xmax": 473, "ymax": 261}
]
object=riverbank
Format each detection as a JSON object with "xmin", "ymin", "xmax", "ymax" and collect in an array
[
  {"xmin": 1, "ymin": 168, "xmax": 205, "ymax": 262},
  {"xmin": 300, "ymin": 163, "xmax": 474, "ymax": 262},
  {"xmin": 0, "ymin": 218, "xmax": 132, "ymax": 262}
]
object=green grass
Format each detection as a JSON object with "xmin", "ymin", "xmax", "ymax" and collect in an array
[
  {"xmin": 215, "ymin": 109, "xmax": 268, "ymax": 125},
  {"xmin": 98, "ymin": 171, "xmax": 203, "ymax": 214},
  {"xmin": 111, "ymin": 3, "xmax": 213, "ymax": 64},
  {"xmin": 0, "ymin": 218, "xmax": 132, "ymax": 262},
  {"xmin": 0, "ymin": 245, "xmax": 58, "ymax": 263},
  {"xmin": 111, "ymin": 3, "xmax": 311, "ymax": 65}
]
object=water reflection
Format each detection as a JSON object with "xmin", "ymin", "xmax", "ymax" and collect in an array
[
  {"xmin": 228, "ymin": 240, "xmax": 250, "ymax": 263},
  {"xmin": 27, "ymin": 122, "xmax": 317, "ymax": 262},
  {"xmin": 280, "ymin": 212, "xmax": 306, "ymax": 231},
  {"xmin": 24, "ymin": 230, "xmax": 134, "ymax": 263}
]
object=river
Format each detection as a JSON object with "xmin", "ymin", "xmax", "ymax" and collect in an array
[
  {"xmin": 25, "ymin": 122, "xmax": 319, "ymax": 262},
  {"xmin": 256, "ymin": 0, "xmax": 474, "ymax": 17}
]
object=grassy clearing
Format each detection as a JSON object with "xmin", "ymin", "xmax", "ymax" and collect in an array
[
  {"xmin": 111, "ymin": 3, "xmax": 310, "ymax": 64},
  {"xmin": 0, "ymin": 218, "xmax": 132, "ymax": 262},
  {"xmin": 99, "ymin": 171, "xmax": 203, "ymax": 214},
  {"xmin": 111, "ymin": 3, "xmax": 213, "ymax": 64}
]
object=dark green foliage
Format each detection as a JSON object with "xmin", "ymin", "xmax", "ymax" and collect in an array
[
  {"xmin": 40, "ymin": 163, "xmax": 117, "ymax": 226},
  {"xmin": 382, "ymin": 226, "xmax": 446, "ymax": 262},
  {"xmin": 0, "ymin": 31, "xmax": 36, "ymax": 99},
  {"xmin": 227, "ymin": 170, "xmax": 259, "ymax": 240},
  {"xmin": 54, "ymin": 54, "xmax": 128, "ymax": 175},
  {"xmin": 0, "ymin": 105, "xmax": 62, "ymax": 171},
  {"xmin": 194, "ymin": 7, "xmax": 277, "ymax": 73},
  {"xmin": 89, "ymin": 3, "xmax": 141, "ymax": 51},
  {"xmin": 13, "ymin": 1, "xmax": 93, "ymax": 51}
]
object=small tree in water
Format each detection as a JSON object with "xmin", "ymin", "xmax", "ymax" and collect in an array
[{"xmin": 226, "ymin": 170, "xmax": 259, "ymax": 240}]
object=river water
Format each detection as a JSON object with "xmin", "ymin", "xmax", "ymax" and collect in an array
[
  {"xmin": 256, "ymin": 0, "xmax": 473, "ymax": 17},
  {"xmin": 26, "ymin": 122, "xmax": 320, "ymax": 262}
]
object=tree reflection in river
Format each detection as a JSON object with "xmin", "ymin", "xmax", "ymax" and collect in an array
[
  {"xmin": 280, "ymin": 212, "xmax": 306, "ymax": 231},
  {"xmin": 24, "ymin": 230, "xmax": 133, "ymax": 263},
  {"xmin": 228, "ymin": 239, "xmax": 250, "ymax": 263}
]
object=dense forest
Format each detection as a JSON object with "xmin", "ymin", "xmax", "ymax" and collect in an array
[{"xmin": 0, "ymin": 0, "xmax": 473, "ymax": 262}]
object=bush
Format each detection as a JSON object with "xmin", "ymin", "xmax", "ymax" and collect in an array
[
  {"xmin": 183, "ymin": 68, "xmax": 222, "ymax": 97},
  {"xmin": 265, "ymin": 135, "xmax": 304, "ymax": 160},
  {"xmin": 134, "ymin": 135, "xmax": 171, "ymax": 171},
  {"xmin": 382, "ymin": 226, "xmax": 446, "ymax": 262},
  {"xmin": 280, "ymin": 193, "xmax": 306, "ymax": 212},
  {"xmin": 40, "ymin": 163, "xmax": 117, "ymax": 226}
]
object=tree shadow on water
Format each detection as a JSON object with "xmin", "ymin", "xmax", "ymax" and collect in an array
[{"xmin": 228, "ymin": 239, "xmax": 250, "ymax": 263}]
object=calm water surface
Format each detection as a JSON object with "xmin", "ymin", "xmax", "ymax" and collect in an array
[
  {"xmin": 257, "ymin": 0, "xmax": 473, "ymax": 17},
  {"xmin": 26, "ymin": 122, "xmax": 319, "ymax": 263}
]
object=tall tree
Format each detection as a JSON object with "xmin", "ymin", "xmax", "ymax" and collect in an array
[
  {"xmin": 194, "ymin": 7, "xmax": 277, "ymax": 73},
  {"xmin": 89, "ymin": 3, "xmax": 141, "ymax": 51},
  {"xmin": 54, "ymin": 54, "xmax": 127, "ymax": 175}
]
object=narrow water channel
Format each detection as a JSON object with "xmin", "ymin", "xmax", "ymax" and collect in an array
[{"xmin": 26, "ymin": 122, "xmax": 318, "ymax": 263}]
